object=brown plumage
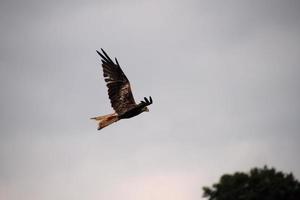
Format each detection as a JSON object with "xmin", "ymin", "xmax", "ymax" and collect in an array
[{"xmin": 91, "ymin": 49, "xmax": 153, "ymax": 130}]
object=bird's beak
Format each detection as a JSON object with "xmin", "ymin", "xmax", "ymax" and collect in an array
[{"xmin": 145, "ymin": 107, "xmax": 149, "ymax": 112}]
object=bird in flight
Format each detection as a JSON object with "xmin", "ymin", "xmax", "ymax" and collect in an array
[{"xmin": 91, "ymin": 49, "xmax": 153, "ymax": 130}]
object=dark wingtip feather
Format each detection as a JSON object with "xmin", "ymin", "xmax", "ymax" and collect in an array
[
  {"xmin": 144, "ymin": 97, "xmax": 147, "ymax": 102},
  {"xmin": 115, "ymin": 58, "xmax": 120, "ymax": 66},
  {"xmin": 96, "ymin": 49, "xmax": 110, "ymax": 63},
  {"xmin": 101, "ymin": 48, "xmax": 114, "ymax": 63},
  {"xmin": 100, "ymin": 48, "xmax": 105, "ymax": 55},
  {"xmin": 96, "ymin": 50, "xmax": 104, "ymax": 59}
]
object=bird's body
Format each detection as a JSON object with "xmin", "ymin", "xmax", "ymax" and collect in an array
[
  {"xmin": 91, "ymin": 49, "xmax": 152, "ymax": 130},
  {"xmin": 118, "ymin": 104, "xmax": 149, "ymax": 119}
]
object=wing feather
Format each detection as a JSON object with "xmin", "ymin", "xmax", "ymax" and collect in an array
[{"xmin": 96, "ymin": 49, "xmax": 136, "ymax": 114}]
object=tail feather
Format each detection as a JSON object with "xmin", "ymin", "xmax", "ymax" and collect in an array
[{"xmin": 91, "ymin": 113, "xmax": 119, "ymax": 130}]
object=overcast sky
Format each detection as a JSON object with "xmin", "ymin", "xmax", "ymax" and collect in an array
[{"xmin": 1, "ymin": 0, "xmax": 300, "ymax": 199}]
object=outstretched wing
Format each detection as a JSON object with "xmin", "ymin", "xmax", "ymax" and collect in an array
[{"xmin": 96, "ymin": 49, "xmax": 137, "ymax": 114}]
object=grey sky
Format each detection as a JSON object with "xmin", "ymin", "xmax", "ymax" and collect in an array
[{"xmin": 1, "ymin": 0, "xmax": 300, "ymax": 199}]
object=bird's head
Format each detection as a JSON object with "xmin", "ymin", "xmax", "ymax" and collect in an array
[{"xmin": 142, "ymin": 106, "xmax": 149, "ymax": 112}]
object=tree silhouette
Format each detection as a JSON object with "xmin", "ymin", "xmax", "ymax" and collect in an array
[{"xmin": 203, "ymin": 166, "xmax": 300, "ymax": 200}]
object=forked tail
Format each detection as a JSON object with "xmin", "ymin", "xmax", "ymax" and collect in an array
[{"xmin": 90, "ymin": 113, "xmax": 119, "ymax": 130}]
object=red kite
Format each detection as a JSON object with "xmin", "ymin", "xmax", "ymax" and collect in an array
[{"xmin": 91, "ymin": 49, "xmax": 153, "ymax": 130}]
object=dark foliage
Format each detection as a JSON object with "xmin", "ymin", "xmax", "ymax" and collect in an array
[{"xmin": 203, "ymin": 166, "xmax": 300, "ymax": 200}]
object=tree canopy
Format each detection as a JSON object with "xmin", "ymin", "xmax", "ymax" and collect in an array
[{"xmin": 203, "ymin": 166, "xmax": 300, "ymax": 200}]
